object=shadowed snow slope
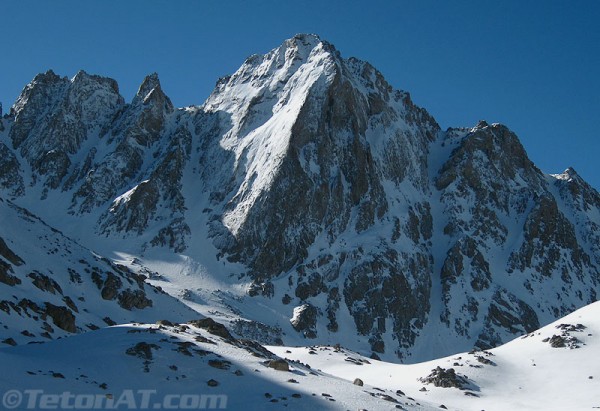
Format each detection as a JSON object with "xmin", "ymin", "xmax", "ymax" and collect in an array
[{"xmin": 0, "ymin": 320, "xmax": 440, "ymax": 411}]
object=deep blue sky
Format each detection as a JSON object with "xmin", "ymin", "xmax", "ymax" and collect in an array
[{"xmin": 2, "ymin": 1, "xmax": 599, "ymax": 189}]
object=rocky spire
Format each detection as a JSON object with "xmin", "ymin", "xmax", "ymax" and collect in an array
[{"xmin": 133, "ymin": 73, "xmax": 173, "ymax": 112}]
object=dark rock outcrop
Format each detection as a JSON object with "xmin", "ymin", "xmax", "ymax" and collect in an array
[
  {"xmin": 188, "ymin": 318, "xmax": 234, "ymax": 340},
  {"xmin": 290, "ymin": 304, "xmax": 318, "ymax": 339},
  {"xmin": 419, "ymin": 367, "xmax": 473, "ymax": 390},
  {"xmin": 44, "ymin": 303, "xmax": 76, "ymax": 333}
]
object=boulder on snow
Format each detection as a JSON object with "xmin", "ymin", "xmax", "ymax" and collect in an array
[{"xmin": 267, "ymin": 359, "xmax": 290, "ymax": 372}]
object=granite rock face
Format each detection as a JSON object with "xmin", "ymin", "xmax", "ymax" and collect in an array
[{"xmin": 0, "ymin": 34, "xmax": 598, "ymax": 360}]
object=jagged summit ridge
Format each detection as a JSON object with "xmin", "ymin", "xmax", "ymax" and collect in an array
[{"xmin": 0, "ymin": 34, "xmax": 598, "ymax": 362}]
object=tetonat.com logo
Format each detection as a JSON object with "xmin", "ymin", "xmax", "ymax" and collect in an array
[{"xmin": 2, "ymin": 389, "xmax": 228, "ymax": 410}]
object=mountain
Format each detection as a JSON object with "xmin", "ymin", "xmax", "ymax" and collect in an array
[{"xmin": 0, "ymin": 34, "xmax": 599, "ymax": 362}]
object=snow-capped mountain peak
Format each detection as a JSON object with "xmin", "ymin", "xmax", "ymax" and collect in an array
[{"xmin": 0, "ymin": 34, "xmax": 598, "ymax": 367}]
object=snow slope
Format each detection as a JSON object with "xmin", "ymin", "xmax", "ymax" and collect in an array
[
  {"xmin": 269, "ymin": 300, "xmax": 600, "ymax": 410},
  {"xmin": 0, "ymin": 319, "xmax": 439, "ymax": 411},
  {"xmin": 0, "ymin": 301, "xmax": 597, "ymax": 410}
]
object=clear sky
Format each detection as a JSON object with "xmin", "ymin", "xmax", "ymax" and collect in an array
[{"xmin": 1, "ymin": 1, "xmax": 599, "ymax": 189}]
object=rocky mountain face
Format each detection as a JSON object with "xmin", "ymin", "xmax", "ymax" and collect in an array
[
  {"xmin": 0, "ymin": 34, "xmax": 598, "ymax": 361},
  {"xmin": 430, "ymin": 123, "xmax": 599, "ymax": 355},
  {"xmin": 0, "ymin": 197, "xmax": 195, "ymax": 346}
]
